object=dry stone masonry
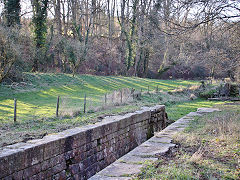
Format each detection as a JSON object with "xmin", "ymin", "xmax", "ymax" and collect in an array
[
  {"xmin": 90, "ymin": 107, "xmax": 220, "ymax": 180},
  {"xmin": 0, "ymin": 105, "xmax": 167, "ymax": 180}
]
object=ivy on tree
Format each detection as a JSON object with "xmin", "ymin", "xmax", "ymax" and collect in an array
[
  {"xmin": 31, "ymin": 0, "xmax": 48, "ymax": 72},
  {"xmin": 3, "ymin": 0, "xmax": 21, "ymax": 27}
]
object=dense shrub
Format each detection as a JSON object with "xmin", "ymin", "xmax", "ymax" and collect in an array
[
  {"xmin": 229, "ymin": 84, "xmax": 240, "ymax": 97},
  {"xmin": 0, "ymin": 26, "xmax": 22, "ymax": 83},
  {"xmin": 198, "ymin": 88, "xmax": 218, "ymax": 99}
]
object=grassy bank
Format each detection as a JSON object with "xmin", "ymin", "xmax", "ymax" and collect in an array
[
  {"xmin": 0, "ymin": 73, "xmax": 199, "ymax": 123},
  {"xmin": 0, "ymin": 73, "xmax": 224, "ymax": 147},
  {"xmin": 137, "ymin": 103, "xmax": 240, "ymax": 180}
]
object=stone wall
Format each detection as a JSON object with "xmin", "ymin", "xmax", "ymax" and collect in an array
[
  {"xmin": 90, "ymin": 107, "xmax": 220, "ymax": 179},
  {"xmin": 0, "ymin": 105, "xmax": 166, "ymax": 180}
]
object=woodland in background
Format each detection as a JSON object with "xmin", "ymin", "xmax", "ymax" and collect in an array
[{"xmin": 0, "ymin": 0, "xmax": 239, "ymax": 83}]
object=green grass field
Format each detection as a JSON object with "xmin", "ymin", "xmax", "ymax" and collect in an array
[
  {"xmin": 0, "ymin": 73, "xmax": 225, "ymax": 147},
  {"xmin": 0, "ymin": 73, "xmax": 199, "ymax": 123}
]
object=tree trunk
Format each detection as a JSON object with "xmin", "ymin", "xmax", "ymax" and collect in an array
[
  {"xmin": 119, "ymin": 0, "xmax": 126, "ymax": 74},
  {"xmin": 54, "ymin": 0, "xmax": 62, "ymax": 35}
]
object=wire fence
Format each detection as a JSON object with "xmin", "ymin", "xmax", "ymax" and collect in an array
[
  {"xmin": 8, "ymin": 87, "xmax": 160, "ymax": 123},
  {"xmin": 56, "ymin": 88, "xmax": 135, "ymax": 117},
  {"xmin": 3, "ymin": 82, "xmax": 209, "ymax": 124}
]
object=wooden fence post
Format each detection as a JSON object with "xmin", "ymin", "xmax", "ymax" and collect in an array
[
  {"xmin": 56, "ymin": 96, "xmax": 60, "ymax": 117},
  {"xmin": 14, "ymin": 98, "xmax": 17, "ymax": 123},
  {"xmin": 111, "ymin": 91, "xmax": 114, "ymax": 104},
  {"xmin": 105, "ymin": 94, "xmax": 107, "ymax": 105},
  {"xmin": 120, "ymin": 89, "xmax": 123, "ymax": 103},
  {"xmin": 84, "ymin": 94, "xmax": 87, "ymax": 113},
  {"xmin": 239, "ymin": 85, "xmax": 240, "ymax": 96},
  {"xmin": 156, "ymin": 85, "xmax": 159, "ymax": 93}
]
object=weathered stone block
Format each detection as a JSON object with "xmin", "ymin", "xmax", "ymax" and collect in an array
[
  {"xmin": 41, "ymin": 158, "xmax": 51, "ymax": 171},
  {"xmin": 72, "ymin": 152, "xmax": 86, "ymax": 164},
  {"xmin": 69, "ymin": 163, "xmax": 80, "ymax": 175},
  {"xmin": 86, "ymin": 147, "xmax": 97, "ymax": 157},
  {"xmin": 43, "ymin": 139, "xmax": 62, "ymax": 160},
  {"xmin": 131, "ymin": 111, "xmax": 149, "ymax": 124},
  {"xmin": 85, "ymin": 163, "xmax": 98, "ymax": 179},
  {"xmin": 49, "ymin": 154, "xmax": 64, "ymax": 168},
  {"xmin": 82, "ymin": 154, "xmax": 97, "ymax": 170},
  {"xmin": 0, "ymin": 149, "xmax": 23, "ymax": 177},
  {"xmin": 96, "ymin": 151, "xmax": 104, "ymax": 161},
  {"xmin": 22, "ymin": 163, "xmax": 41, "ymax": 179},
  {"xmin": 58, "ymin": 170, "xmax": 67, "ymax": 180},
  {"xmin": 12, "ymin": 170, "xmax": 24, "ymax": 180}
]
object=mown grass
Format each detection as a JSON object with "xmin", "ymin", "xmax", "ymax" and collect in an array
[
  {"xmin": 0, "ymin": 73, "xmax": 199, "ymax": 123},
  {"xmin": 0, "ymin": 73, "xmax": 224, "ymax": 147},
  {"xmin": 136, "ymin": 103, "xmax": 240, "ymax": 180}
]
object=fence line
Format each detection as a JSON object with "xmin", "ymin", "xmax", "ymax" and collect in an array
[
  {"xmin": 56, "ymin": 96, "xmax": 60, "ymax": 117},
  {"xmin": 14, "ymin": 98, "xmax": 17, "ymax": 123},
  {"xmin": 11, "ymin": 86, "xmax": 162, "ymax": 122}
]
